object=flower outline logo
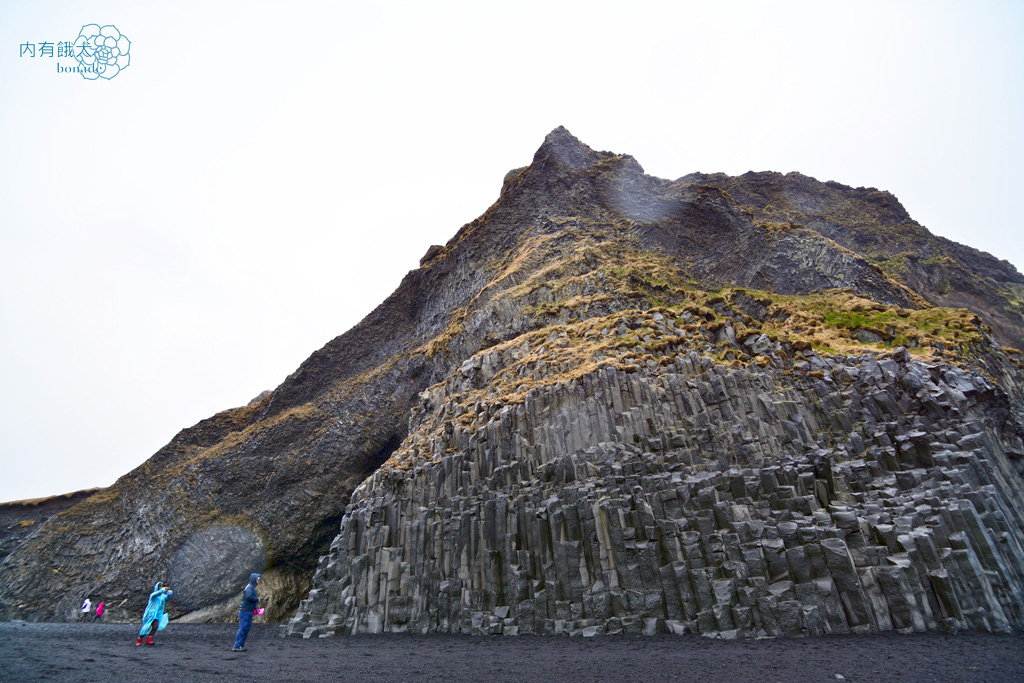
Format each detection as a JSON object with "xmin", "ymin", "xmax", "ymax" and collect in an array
[{"xmin": 73, "ymin": 24, "xmax": 130, "ymax": 80}]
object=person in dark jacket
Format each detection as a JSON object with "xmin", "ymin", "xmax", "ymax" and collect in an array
[{"xmin": 232, "ymin": 573, "xmax": 261, "ymax": 651}]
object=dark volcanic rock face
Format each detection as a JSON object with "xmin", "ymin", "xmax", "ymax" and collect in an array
[
  {"xmin": 682, "ymin": 171, "xmax": 1024, "ymax": 350},
  {"xmin": 0, "ymin": 491, "xmax": 101, "ymax": 565},
  {"xmin": 286, "ymin": 333, "xmax": 1024, "ymax": 636},
  {"xmin": 2, "ymin": 128, "xmax": 1023, "ymax": 632}
]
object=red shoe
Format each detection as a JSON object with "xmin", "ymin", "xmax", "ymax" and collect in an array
[
  {"xmin": 135, "ymin": 637, "xmax": 143, "ymax": 646},
  {"xmin": 145, "ymin": 636, "xmax": 154, "ymax": 646}
]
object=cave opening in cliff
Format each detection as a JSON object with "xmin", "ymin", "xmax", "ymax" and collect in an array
[{"xmin": 361, "ymin": 432, "xmax": 403, "ymax": 476}]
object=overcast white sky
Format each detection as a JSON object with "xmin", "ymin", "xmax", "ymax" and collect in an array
[{"xmin": 1, "ymin": 0, "xmax": 1022, "ymax": 503}]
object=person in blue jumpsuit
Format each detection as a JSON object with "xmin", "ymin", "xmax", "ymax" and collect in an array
[
  {"xmin": 136, "ymin": 582, "xmax": 173, "ymax": 646},
  {"xmin": 232, "ymin": 573, "xmax": 261, "ymax": 651}
]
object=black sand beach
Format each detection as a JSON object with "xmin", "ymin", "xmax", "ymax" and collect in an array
[{"xmin": 1, "ymin": 623, "xmax": 1022, "ymax": 682}]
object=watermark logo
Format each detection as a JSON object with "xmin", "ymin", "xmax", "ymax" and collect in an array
[
  {"xmin": 72, "ymin": 24, "xmax": 130, "ymax": 80},
  {"xmin": 18, "ymin": 24, "xmax": 131, "ymax": 80}
]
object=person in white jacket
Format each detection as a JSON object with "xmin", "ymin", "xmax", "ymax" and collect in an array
[{"xmin": 80, "ymin": 598, "xmax": 91, "ymax": 621}]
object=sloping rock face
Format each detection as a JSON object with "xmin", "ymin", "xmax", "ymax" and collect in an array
[
  {"xmin": 3, "ymin": 127, "xmax": 1023, "ymax": 629},
  {"xmin": 0, "ymin": 491, "xmax": 101, "ymax": 564}
]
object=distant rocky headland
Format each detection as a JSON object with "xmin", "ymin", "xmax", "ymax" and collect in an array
[{"xmin": 2, "ymin": 128, "xmax": 1022, "ymax": 640}]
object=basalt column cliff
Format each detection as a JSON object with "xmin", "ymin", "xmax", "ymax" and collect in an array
[
  {"xmin": 284, "ymin": 129, "xmax": 1024, "ymax": 637},
  {"xmin": 2, "ymin": 129, "xmax": 1023, "ymax": 634}
]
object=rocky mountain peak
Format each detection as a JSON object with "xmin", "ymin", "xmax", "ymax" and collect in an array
[{"xmin": 531, "ymin": 125, "xmax": 604, "ymax": 171}]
